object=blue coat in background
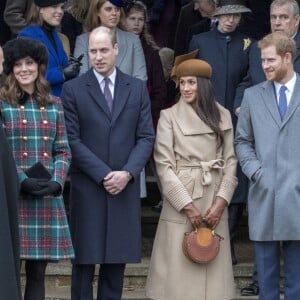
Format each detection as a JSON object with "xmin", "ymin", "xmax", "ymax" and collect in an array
[
  {"xmin": 189, "ymin": 28, "xmax": 252, "ymax": 120},
  {"xmin": 18, "ymin": 25, "xmax": 68, "ymax": 97}
]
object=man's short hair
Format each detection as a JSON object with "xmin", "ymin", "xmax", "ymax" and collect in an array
[
  {"xmin": 270, "ymin": 0, "xmax": 300, "ymax": 16},
  {"xmin": 258, "ymin": 32, "xmax": 296, "ymax": 61},
  {"xmin": 89, "ymin": 26, "xmax": 117, "ymax": 47}
]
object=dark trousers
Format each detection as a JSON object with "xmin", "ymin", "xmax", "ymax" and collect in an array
[
  {"xmin": 71, "ymin": 263, "xmax": 126, "ymax": 300},
  {"xmin": 24, "ymin": 260, "xmax": 48, "ymax": 300},
  {"xmin": 255, "ymin": 241, "xmax": 300, "ymax": 300}
]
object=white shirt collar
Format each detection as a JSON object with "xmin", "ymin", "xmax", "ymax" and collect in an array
[{"xmin": 274, "ymin": 72, "xmax": 297, "ymax": 105}]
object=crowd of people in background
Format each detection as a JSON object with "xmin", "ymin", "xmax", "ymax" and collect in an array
[{"xmin": 1, "ymin": 0, "xmax": 300, "ymax": 299}]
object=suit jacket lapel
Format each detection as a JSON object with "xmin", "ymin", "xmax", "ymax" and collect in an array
[
  {"xmin": 86, "ymin": 70, "xmax": 111, "ymax": 119},
  {"xmin": 112, "ymin": 70, "xmax": 130, "ymax": 123},
  {"xmin": 261, "ymin": 81, "xmax": 282, "ymax": 127}
]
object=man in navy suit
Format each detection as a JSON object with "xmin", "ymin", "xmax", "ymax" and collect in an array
[{"xmin": 62, "ymin": 26, "xmax": 155, "ymax": 300}]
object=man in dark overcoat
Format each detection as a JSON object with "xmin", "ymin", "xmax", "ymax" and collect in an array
[
  {"xmin": 0, "ymin": 119, "xmax": 21, "ymax": 300},
  {"xmin": 62, "ymin": 26, "xmax": 155, "ymax": 300}
]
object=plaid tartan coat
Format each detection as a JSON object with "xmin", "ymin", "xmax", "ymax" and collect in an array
[{"xmin": 0, "ymin": 96, "xmax": 74, "ymax": 260}]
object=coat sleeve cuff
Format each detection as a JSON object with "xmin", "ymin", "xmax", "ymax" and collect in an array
[
  {"xmin": 165, "ymin": 183, "xmax": 193, "ymax": 212},
  {"xmin": 216, "ymin": 177, "xmax": 238, "ymax": 204}
]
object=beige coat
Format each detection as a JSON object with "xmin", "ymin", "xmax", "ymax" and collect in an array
[{"xmin": 146, "ymin": 99, "xmax": 238, "ymax": 300}]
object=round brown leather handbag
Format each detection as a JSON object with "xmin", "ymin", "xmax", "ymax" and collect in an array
[{"xmin": 182, "ymin": 223, "xmax": 224, "ymax": 264}]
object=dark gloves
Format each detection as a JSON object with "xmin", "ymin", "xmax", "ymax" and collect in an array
[
  {"xmin": 62, "ymin": 54, "xmax": 83, "ymax": 81},
  {"xmin": 183, "ymin": 202, "xmax": 202, "ymax": 228},
  {"xmin": 21, "ymin": 178, "xmax": 48, "ymax": 194},
  {"xmin": 31, "ymin": 181, "xmax": 61, "ymax": 197}
]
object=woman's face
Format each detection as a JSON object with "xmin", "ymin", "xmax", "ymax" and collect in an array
[
  {"xmin": 13, "ymin": 56, "xmax": 38, "ymax": 93},
  {"xmin": 179, "ymin": 76, "xmax": 198, "ymax": 104},
  {"xmin": 97, "ymin": 1, "xmax": 121, "ymax": 29},
  {"xmin": 40, "ymin": 3, "xmax": 64, "ymax": 26},
  {"xmin": 125, "ymin": 10, "xmax": 145, "ymax": 36},
  {"xmin": 0, "ymin": 47, "xmax": 3, "ymax": 75},
  {"xmin": 217, "ymin": 13, "xmax": 241, "ymax": 33}
]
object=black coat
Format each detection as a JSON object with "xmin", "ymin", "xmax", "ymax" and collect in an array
[
  {"xmin": 189, "ymin": 28, "xmax": 252, "ymax": 123},
  {"xmin": 0, "ymin": 122, "xmax": 21, "ymax": 300}
]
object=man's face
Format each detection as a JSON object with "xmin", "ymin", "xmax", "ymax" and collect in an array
[
  {"xmin": 89, "ymin": 32, "xmax": 118, "ymax": 77},
  {"xmin": 194, "ymin": 0, "xmax": 216, "ymax": 18},
  {"xmin": 270, "ymin": 4, "xmax": 300, "ymax": 37},
  {"xmin": 261, "ymin": 45, "xmax": 290, "ymax": 83}
]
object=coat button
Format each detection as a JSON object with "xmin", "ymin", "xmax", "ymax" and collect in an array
[
  {"xmin": 43, "ymin": 152, "xmax": 48, "ymax": 157},
  {"xmin": 43, "ymin": 120, "xmax": 48, "ymax": 124},
  {"xmin": 22, "ymin": 119, "xmax": 27, "ymax": 124},
  {"xmin": 23, "ymin": 152, "xmax": 28, "ymax": 157}
]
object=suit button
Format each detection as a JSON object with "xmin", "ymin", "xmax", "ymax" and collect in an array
[
  {"xmin": 23, "ymin": 152, "xmax": 28, "ymax": 157},
  {"xmin": 22, "ymin": 119, "xmax": 27, "ymax": 124}
]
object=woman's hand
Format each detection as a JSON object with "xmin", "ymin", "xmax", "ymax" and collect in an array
[
  {"xmin": 203, "ymin": 196, "xmax": 228, "ymax": 229},
  {"xmin": 183, "ymin": 202, "xmax": 202, "ymax": 228}
]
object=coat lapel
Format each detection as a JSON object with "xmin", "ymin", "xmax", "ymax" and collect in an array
[
  {"xmin": 260, "ymin": 81, "xmax": 282, "ymax": 127},
  {"xmin": 112, "ymin": 70, "xmax": 130, "ymax": 123},
  {"xmin": 282, "ymin": 75, "xmax": 300, "ymax": 126},
  {"xmin": 86, "ymin": 70, "xmax": 111, "ymax": 119},
  {"xmin": 115, "ymin": 28, "xmax": 127, "ymax": 68}
]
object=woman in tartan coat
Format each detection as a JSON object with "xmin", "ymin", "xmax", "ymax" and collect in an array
[{"xmin": 0, "ymin": 37, "xmax": 74, "ymax": 300}]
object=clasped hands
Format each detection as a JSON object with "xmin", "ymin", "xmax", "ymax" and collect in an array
[
  {"xmin": 183, "ymin": 196, "xmax": 227, "ymax": 229},
  {"xmin": 103, "ymin": 171, "xmax": 131, "ymax": 195},
  {"xmin": 21, "ymin": 178, "xmax": 61, "ymax": 197}
]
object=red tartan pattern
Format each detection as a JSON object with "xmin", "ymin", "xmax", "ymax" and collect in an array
[{"xmin": 0, "ymin": 97, "xmax": 74, "ymax": 260}]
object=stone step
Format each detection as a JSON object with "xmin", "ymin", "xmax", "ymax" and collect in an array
[{"xmin": 42, "ymin": 286, "xmax": 284, "ymax": 300}]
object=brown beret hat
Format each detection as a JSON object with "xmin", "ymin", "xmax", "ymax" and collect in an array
[{"xmin": 171, "ymin": 50, "xmax": 212, "ymax": 85}]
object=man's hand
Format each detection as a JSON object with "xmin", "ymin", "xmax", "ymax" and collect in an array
[{"xmin": 103, "ymin": 171, "xmax": 131, "ymax": 195}]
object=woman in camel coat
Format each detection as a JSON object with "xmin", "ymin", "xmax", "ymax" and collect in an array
[{"xmin": 146, "ymin": 51, "xmax": 238, "ymax": 300}]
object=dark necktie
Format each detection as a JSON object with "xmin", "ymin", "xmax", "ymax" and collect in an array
[
  {"xmin": 104, "ymin": 77, "xmax": 113, "ymax": 111},
  {"xmin": 278, "ymin": 85, "xmax": 287, "ymax": 120}
]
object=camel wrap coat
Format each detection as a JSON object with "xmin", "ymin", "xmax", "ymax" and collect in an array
[{"xmin": 146, "ymin": 99, "xmax": 238, "ymax": 300}]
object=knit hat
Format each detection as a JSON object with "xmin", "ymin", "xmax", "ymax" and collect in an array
[
  {"xmin": 3, "ymin": 38, "xmax": 48, "ymax": 75},
  {"xmin": 171, "ymin": 50, "xmax": 212, "ymax": 85},
  {"xmin": 213, "ymin": 0, "xmax": 251, "ymax": 16},
  {"xmin": 34, "ymin": 0, "xmax": 66, "ymax": 7}
]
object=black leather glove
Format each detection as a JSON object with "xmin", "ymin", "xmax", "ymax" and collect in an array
[
  {"xmin": 21, "ymin": 178, "xmax": 47, "ymax": 194},
  {"xmin": 63, "ymin": 62, "xmax": 81, "ymax": 81},
  {"xmin": 31, "ymin": 181, "xmax": 61, "ymax": 197}
]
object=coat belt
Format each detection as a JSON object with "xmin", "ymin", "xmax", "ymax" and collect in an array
[{"xmin": 176, "ymin": 159, "xmax": 225, "ymax": 199}]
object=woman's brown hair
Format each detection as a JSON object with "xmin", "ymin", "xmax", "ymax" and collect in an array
[
  {"xmin": 0, "ymin": 63, "xmax": 54, "ymax": 106},
  {"xmin": 192, "ymin": 77, "xmax": 224, "ymax": 148},
  {"xmin": 84, "ymin": 0, "xmax": 125, "ymax": 32}
]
